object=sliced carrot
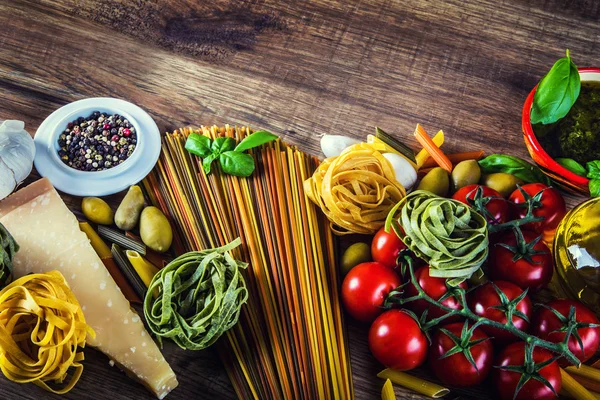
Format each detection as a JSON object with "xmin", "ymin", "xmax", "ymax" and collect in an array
[
  {"xmin": 414, "ymin": 124, "xmax": 453, "ymax": 172},
  {"xmin": 421, "ymin": 151, "xmax": 485, "ymax": 169}
]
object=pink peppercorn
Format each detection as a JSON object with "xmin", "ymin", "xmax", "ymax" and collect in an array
[
  {"xmin": 103, "ymin": 123, "xmax": 111, "ymax": 130},
  {"xmin": 123, "ymin": 128, "xmax": 131, "ymax": 137},
  {"xmin": 111, "ymin": 135, "xmax": 119, "ymax": 142}
]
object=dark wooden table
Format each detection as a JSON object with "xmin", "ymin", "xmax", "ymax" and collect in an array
[{"xmin": 1, "ymin": 0, "xmax": 597, "ymax": 399}]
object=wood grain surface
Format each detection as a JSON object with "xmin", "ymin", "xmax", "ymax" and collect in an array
[{"xmin": 0, "ymin": 0, "xmax": 598, "ymax": 399}]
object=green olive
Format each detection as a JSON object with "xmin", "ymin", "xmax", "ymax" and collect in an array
[
  {"xmin": 451, "ymin": 160, "xmax": 481, "ymax": 192},
  {"xmin": 140, "ymin": 206, "xmax": 173, "ymax": 253},
  {"xmin": 81, "ymin": 197, "xmax": 114, "ymax": 225},
  {"xmin": 340, "ymin": 242, "xmax": 371, "ymax": 276},
  {"xmin": 115, "ymin": 185, "xmax": 145, "ymax": 231},
  {"xmin": 482, "ymin": 173, "xmax": 524, "ymax": 198},
  {"xmin": 417, "ymin": 167, "xmax": 450, "ymax": 197}
]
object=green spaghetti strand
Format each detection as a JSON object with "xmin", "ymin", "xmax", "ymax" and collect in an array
[
  {"xmin": 143, "ymin": 238, "xmax": 248, "ymax": 350},
  {"xmin": 389, "ymin": 190, "xmax": 488, "ymax": 284}
]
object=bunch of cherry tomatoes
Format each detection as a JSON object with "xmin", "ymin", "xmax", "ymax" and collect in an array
[{"xmin": 341, "ymin": 183, "xmax": 600, "ymax": 399}]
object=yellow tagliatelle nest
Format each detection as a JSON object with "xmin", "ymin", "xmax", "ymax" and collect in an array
[
  {"xmin": 304, "ymin": 143, "xmax": 406, "ymax": 234},
  {"xmin": 0, "ymin": 271, "xmax": 94, "ymax": 394}
]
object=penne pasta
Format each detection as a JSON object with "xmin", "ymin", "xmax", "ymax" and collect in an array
[
  {"xmin": 377, "ymin": 368, "xmax": 450, "ymax": 399},
  {"xmin": 377, "ymin": 369, "xmax": 449, "ymax": 398},
  {"xmin": 561, "ymin": 368, "xmax": 597, "ymax": 400},
  {"xmin": 415, "ymin": 130, "xmax": 444, "ymax": 168},
  {"xmin": 381, "ymin": 378, "xmax": 396, "ymax": 400}
]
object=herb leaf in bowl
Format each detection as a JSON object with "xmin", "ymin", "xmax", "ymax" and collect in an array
[
  {"xmin": 530, "ymin": 50, "xmax": 581, "ymax": 125},
  {"xmin": 556, "ymin": 158, "xmax": 587, "ymax": 177}
]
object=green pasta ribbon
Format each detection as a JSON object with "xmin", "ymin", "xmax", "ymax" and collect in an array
[
  {"xmin": 0, "ymin": 222, "xmax": 18, "ymax": 289},
  {"xmin": 387, "ymin": 190, "xmax": 488, "ymax": 285},
  {"xmin": 143, "ymin": 238, "xmax": 248, "ymax": 350}
]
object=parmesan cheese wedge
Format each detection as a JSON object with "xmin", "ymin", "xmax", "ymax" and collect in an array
[{"xmin": 0, "ymin": 178, "xmax": 178, "ymax": 399}]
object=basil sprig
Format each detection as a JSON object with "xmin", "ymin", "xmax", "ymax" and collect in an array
[
  {"xmin": 185, "ymin": 130, "xmax": 278, "ymax": 177},
  {"xmin": 143, "ymin": 238, "xmax": 248, "ymax": 350},
  {"xmin": 530, "ymin": 50, "xmax": 581, "ymax": 125},
  {"xmin": 0, "ymin": 222, "xmax": 18, "ymax": 289},
  {"xmin": 479, "ymin": 154, "xmax": 551, "ymax": 185}
]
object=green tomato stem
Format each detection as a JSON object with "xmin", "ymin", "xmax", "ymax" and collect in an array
[{"xmin": 397, "ymin": 254, "xmax": 581, "ymax": 367}]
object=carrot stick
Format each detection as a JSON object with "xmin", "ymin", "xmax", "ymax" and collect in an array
[
  {"xmin": 421, "ymin": 151, "xmax": 485, "ymax": 169},
  {"xmin": 414, "ymin": 124, "xmax": 453, "ymax": 172}
]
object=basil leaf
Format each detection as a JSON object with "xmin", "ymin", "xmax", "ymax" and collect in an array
[
  {"xmin": 219, "ymin": 151, "xmax": 255, "ymax": 177},
  {"xmin": 530, "ymin": 50, "xmax": 580, "ymax": 125},
  {"xmin": 586, "ymin": 160, "xmax": 600, "ymax": 179},
  {"xmin": 202, "ymin": 153, "xmax": 218, "ymax": 174},
  {"xmin": 479, "ymin": 154, "xmax": 551, "ymax": 185},
  {"xmin": 589, "ymin": 179, "xmax": 600, "ymax": 197},
  {"xmin": 185, "ymin": 133, "xmax": 212, "ymax": 158},
  {"xmin": 556, "ymin": 158, "xmax": 587, "ymax": 177},
  {"xmin": 234, "ymin": 130, "xmax": 278, "ymax": 153},
  {"xmin": 211, "ymin": 137, "xmax": 236, "ymax": 155}
]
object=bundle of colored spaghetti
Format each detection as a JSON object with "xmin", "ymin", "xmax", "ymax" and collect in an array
[{"xmin": 143, "ymin": 126, "xmax": 353, "ymax": 399}]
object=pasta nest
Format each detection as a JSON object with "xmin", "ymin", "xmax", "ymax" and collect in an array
[
  {"xmin": 304, "ymin": 143, "xmax": 406, "ymax": 235},
  {"xmin": 0, "ymin": 271, "xmax": 94, "ymax": 394}
]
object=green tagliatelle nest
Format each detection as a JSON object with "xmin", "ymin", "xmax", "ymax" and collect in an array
[
  {"xmin": 0, "ymin": 222, "xmax": 18, "ymax": 289},
  {"xmin": 143, "ymin": 238, "xmax": 248, "ymax": 350},
  {"xmin": 387, "ymin": 190, "xmax": 488, "ymax": 284}
]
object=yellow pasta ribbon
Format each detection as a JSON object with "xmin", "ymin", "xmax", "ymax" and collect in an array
[
  {"xmin": 304, "ymin": 143, "xmax": 406, "ymax": 235},
  {"xmin": 0, "ymin": 271, "xmax": 94, "ymax": 394}
]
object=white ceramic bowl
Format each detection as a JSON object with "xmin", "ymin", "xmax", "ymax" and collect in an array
[{"xmin": 34, "ymin": 98, "xmax": 161, "ymax": 196}]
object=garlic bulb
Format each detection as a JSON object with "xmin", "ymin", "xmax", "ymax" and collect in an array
[
  {"xmin": 320, "ymin": 135, "xmax": 361, "ymax": 158},
  {"xmin": 0, "ymin": 120, "xmax": 35, "ymax": 200},
  {"xmin": 382, "ymin": 152, "xmax": 417, "ymax": 190}
]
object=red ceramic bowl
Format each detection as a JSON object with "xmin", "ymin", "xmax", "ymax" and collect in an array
[{"xmin": 522, "ymin": 67, "xmax": 600, "ymax": 196}]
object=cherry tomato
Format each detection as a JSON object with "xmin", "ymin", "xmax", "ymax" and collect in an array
[
  {"xmin": 452, "ymin": 184, "xmax": 510, "ymax": 225},
  {"xmin": 341, "ymin": 262, "xmax": 401, "ymax": 323},
  {"xmin": 489, "ymin": 229, "xmax": 553, "ymax": 292},
  {"xmin": 493, "ymin": 342, "xmax": 561, "ymax": 400},
  {"xmin": 371, "ymin": 226, "xmax": 406, "ymax": 269},
  {"xmin": 368, "ymin": 309, "xmax": 428, "ymax": 370},
  {"xmin": 531, "ymin": 299, "xmax": 600, "ymax": 365},
  {"xmin": 404, "ymin": 265, "xmax": 467, "ymax": 321},
  {"xmin": 467, "ymin": 281, "xmax": 532, "ymax": 343},
  {"xmin": 428, "ymin": 322, "xmax": 494, "ymax": 387},
  {"xmin": 509, "ymin": 183, "xmax": 566, "ymax": 234}
]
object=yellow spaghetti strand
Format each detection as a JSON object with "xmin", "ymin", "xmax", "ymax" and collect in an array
[{"xmin": 0, "ymin": 271, "xmax": 94, "ymax": 394}]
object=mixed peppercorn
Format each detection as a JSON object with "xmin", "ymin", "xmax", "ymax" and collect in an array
[{"xmin": 57, "ymin": 111, "xmax": 137, "ymax": 171}]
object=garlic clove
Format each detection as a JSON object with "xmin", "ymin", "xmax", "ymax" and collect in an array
[
  {"xmin": 382, "ymin": 152, "xmax": 417, "ymax": 190},
  {"xmin": 320, "ymin": 135, "xmax": 361, "ymax": 158},
  {"xmin": 0, "ymin": 158, "xmax": 17, "ymax": 200}
]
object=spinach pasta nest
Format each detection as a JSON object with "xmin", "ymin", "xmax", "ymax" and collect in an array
[
  {"xmin": 304, "ymin": 143, "xmax": 406, "ymax": 235},
  {"xmin": 388, "ymin": 190, "xmax": 488, "ymax": 284},
  {"xmin": 143, "ymin": 238, "xmax": 248, "ymax": 350}
]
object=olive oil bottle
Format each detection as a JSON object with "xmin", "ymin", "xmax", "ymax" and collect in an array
[{"xmin": 553, "ymin": 197, "xmax": 600, "ymax": 313}]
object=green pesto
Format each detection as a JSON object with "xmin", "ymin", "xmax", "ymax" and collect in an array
[{"xmin": 535, "ymin": 81, "xmax": 600, "ymax": 164}]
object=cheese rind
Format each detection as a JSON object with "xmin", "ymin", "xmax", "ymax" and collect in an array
[{"xmin": 0, "ymin": 179, "xmax": 178, "ymax": 398}]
